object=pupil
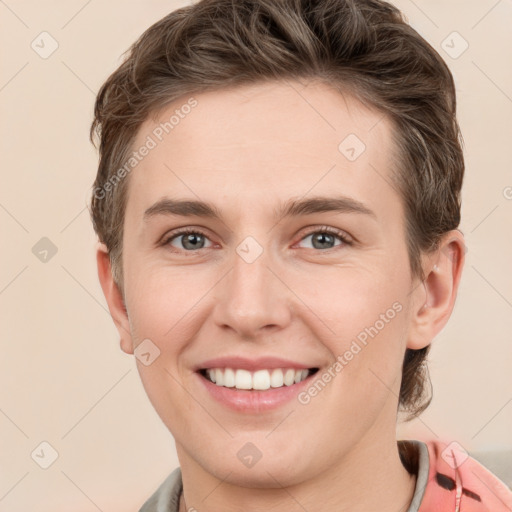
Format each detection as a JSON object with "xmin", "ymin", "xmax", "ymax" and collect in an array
[
  {"xmin": 313, "ymin": 233, "xmax": 333, "ymax": 249},
  {"xmin": 184, "ymin": 233, "xmax": 203, "ymax": 250}
]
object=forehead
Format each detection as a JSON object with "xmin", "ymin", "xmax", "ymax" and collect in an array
[{"xmin": 125, "ymin": 79, "xmax": 401, "ymax": 224}]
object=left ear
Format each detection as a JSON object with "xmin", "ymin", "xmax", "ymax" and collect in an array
[{"xmin": 406, "ymin": 229, "xmax": 466, "ymax": 350}]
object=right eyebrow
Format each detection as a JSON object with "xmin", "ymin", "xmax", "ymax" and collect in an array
[{"xmin": 143, "ymin": 198, "xmax": 222, "ymax": 222}]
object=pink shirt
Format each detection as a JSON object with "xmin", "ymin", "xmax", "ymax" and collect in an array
[
  {"xmin": 138, "ymin": 440, "xmax": 512, "ymax": 511},
  {"xmin": 418, "ymin": 440, "xmax": 512, "ymax": 512}
]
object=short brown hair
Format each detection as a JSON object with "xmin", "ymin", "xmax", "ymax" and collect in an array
[{"xmin": 89, "ymin": 0, "xmax": 464, "ymax": 419}]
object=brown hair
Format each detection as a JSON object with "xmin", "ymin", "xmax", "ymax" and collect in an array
[{"xmin": 89, "ymin": 0, "xmax": 464, "ymax": 419}]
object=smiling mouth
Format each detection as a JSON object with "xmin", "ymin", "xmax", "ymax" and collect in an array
[{"xmin": 198, "ymin": 367, "xmax": 319, "ymax": 391}]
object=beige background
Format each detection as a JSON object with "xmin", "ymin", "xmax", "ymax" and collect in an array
[{"xmin": 1, "ymin": 0, "xmax": 511, "ymax": 510}]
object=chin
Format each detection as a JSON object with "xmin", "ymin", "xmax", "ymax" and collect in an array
[
  {"xmin": 195, "ymin": 444, "xmax": 311, "ymax": 489},
  {"xmin": 220, "ymin": 462, "xmax": 305, "ymax": 489}
]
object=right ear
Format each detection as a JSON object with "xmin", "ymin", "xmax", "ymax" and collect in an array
[{"xmin": 96, "ymin": 243, "xmax": 134, "ymax": 355}]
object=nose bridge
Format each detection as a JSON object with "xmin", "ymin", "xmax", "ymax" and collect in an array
[{"xmin": 213, "ymin": 238, "xmax": 290, "ymax": 336}]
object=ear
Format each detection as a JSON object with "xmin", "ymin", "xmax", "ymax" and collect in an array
[
  {"xmin": 96, "ymin": 243, "xmax": 134, "ymax": 355},
  {"xmin": 406, "ymin": 230, "xmax": 466, "ymax": 350}
]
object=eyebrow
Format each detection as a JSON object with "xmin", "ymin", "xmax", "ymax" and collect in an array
[{"xmin": 143, "ymin": 195, "xmax": 377, "ymax": 222}]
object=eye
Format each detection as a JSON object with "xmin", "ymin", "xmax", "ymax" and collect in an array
[
  {"xmin": 160, "ymin": 226, "xmax": 352, "ymax": 253},
  {"xmin": 296, "ymin": 226, "xmax": 352, "ymax": 251},
  {"xmin": 162, "ymin": 228, "xmax": 214, "ymax": 252}
]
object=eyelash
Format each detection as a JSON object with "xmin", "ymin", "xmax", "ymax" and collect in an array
[{"xmin": 161, "ymin": 226, "xmax": 353, "ymax": 253}]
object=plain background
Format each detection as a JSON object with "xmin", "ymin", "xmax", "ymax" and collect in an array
[{"xmin": 1, "ymin": 0, "xmax": 511, "ymax": 510}]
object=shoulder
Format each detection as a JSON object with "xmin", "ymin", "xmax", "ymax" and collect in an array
[
  {"xmin": 138, "ymin": 467, "xmax": 182, "ymax": 512},
  {"xmin": 419, "ymin": 440, "xmax": 512, "ymax": 512}
]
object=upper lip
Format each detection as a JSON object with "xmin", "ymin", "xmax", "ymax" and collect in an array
[{"xmin": 195, "ymin": 356, "xmax": 318, "ymax": 372}]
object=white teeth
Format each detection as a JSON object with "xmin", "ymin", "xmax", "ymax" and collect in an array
[
  {"xmin": 284, "ymin": 368, "xmax": 295, "ymax": 386},
  {"xmin": 270, "ymin": 369, "xmax": 284, "ymax": 388},
  {"xmin": 203, "ymin": 367, "xmax": 312, "ymax": 390},
  {"xmin": 235, "ymin": 369, "xmax": 252, "ymax": 389},
  {"xmin": 253, "ymin": 370, "xmax": 271, "ymax": 390},
  {"xmin": 223, "ymin": 368, "xmax": 235, "ymax": 387}
]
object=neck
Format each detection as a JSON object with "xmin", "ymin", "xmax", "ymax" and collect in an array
[
  {"xmin": 176, "ymin": 427, "xmax": 417, "ymax": 512},
  {"xmin": 179, "ymin": 460, "xmax": 415, "ymax": 512}
]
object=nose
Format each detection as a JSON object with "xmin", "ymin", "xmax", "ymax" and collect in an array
[{"xmin": 212, "ymin": 244, "xmax": 292, "ymax": 339}]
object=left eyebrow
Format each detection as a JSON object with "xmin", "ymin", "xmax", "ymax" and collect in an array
[
  {"xmin": 275, "ymin": 195, "xmax": 377, "ymax": 220},
  {"xmin": 143, "ymin": 195, "xmax": 377, "ymax": 222}
]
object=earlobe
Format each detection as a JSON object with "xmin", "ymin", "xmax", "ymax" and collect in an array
[
  {"xmin": 96, "ymin": 243, "xmax": 134, "ymax": 355},
  {"xmin": 406, "ymin": 230, "xmax": 466, "ymax": 350}
]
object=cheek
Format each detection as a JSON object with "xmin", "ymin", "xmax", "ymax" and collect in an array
[
  {"xmin": 126, "ymin": 264, "xmax": 209, "ymax": 341},
  {"xmin": 302, "ymin": 269, "xmax": 409, "ymax": 398},
  {"xmin": 299, "ymin": 266, "xmax": 407, "ymax": 344}
]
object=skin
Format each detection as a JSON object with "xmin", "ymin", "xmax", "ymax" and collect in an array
[{"xmin": 97, "ymin": 79, "xmax": 465, "ymax": 512}]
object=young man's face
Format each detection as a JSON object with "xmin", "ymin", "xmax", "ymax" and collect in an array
[{"xmin": 99, "ymin": 80, "xmax": 454, "ymax": 486}]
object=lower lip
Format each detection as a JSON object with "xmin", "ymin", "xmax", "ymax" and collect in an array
[{"xmin": 196, "ymin": 371, "xmax": 316, "ymax": 413}]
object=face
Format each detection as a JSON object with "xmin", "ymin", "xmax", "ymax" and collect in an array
[{"xmin": 114, "ymin": 80, "xmax": 427, "ymax": 486}]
